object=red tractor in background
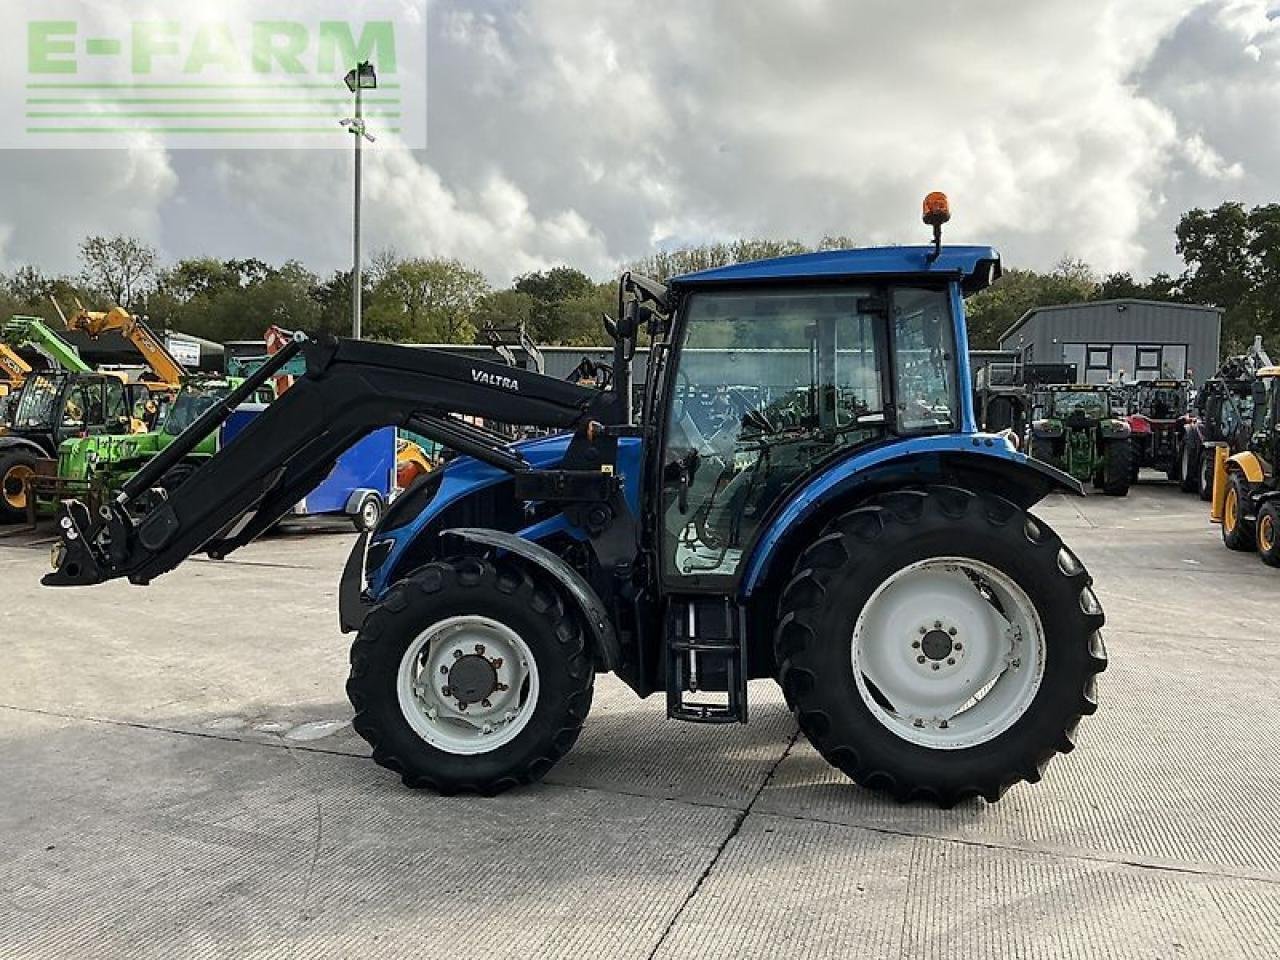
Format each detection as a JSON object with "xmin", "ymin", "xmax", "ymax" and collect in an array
[{"xmin": 1125, "ymin": 379, "xmax": 1193, "ymax": 483}]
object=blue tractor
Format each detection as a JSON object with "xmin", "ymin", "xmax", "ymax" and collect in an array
[{"xmin": 44, "ymin": 197, "xmax": 1106, "ymax": 806}]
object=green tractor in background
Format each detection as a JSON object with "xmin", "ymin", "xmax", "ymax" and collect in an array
[
  {"xmin": 61, "ymin": 375, "xmax": 275, "ymax": 500},
  {"xmin": 1029, "ymin": 384, "xmax": 1133, "ymax": 496}
]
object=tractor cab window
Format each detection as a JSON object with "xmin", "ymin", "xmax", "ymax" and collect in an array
[
  {"xmin": 661, "ymin": 287, "xmax": 894, "ymax": 580},
  {"xmin": 11, "ymin": 374, "xmax": 60, "ymax": 430},
  {"xmin": 892, "ymin": 288, "xmax": 956, "ymax": 433},
  {"xmin": 62, "ymin": 380, "xmax": 103, "ymax": 432}
]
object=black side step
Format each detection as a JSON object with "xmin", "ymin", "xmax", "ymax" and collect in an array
[{"xmin": 665, "ymin": 597, "xmax": 748, "ymax": 724}]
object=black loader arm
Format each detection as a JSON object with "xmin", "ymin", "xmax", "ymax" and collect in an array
[{"xmin": 44, "ymin": 334, "xmax": 614, "ymax": 588}]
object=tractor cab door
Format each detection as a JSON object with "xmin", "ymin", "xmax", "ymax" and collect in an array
[
  {"xmin": 1255, "ymin": 378, "xmax": 1279, "ymax": 476},
  {"xmin": 656, "ymin": 284, "xmax": 956, "ymax": 589}
]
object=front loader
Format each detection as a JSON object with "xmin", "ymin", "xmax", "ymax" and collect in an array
[{"xmin": 41, "ymin": 198, "xmax": 1106, "ymax": 806}]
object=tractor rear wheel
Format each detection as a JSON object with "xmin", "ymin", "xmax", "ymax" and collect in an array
[
  {"xmin": 775, "ymin": 486, "xmax": 1106, "ymax": 807},
  {"xmin": 1030, "ymin": 436, "xmax": 1055, "ymax": 464},
  {"xmin": 1222, "ymin": 474, "xmax": 1255, "ymax": 552},
  {"xmin": 1178, "ymin": 438, "xmax": 1199, "ymax": 493},
  {"xmin": 0, "ymin": 449, "xmax": 39, "ymax": 523},
  {"xmin": 1101, "ymin": 439, "xmax": 1132, "ymax": 496},
  {"xmin": 1256, "ymin": 501, "xmax": 1280, "ymax": 567},
  {"xmin": 1198, "ymin": 451, "xmax": 1215, "ymax": 502},
  {"xmin": 347, "ymin": 556, "xmax": 594, "ymax": 794}
]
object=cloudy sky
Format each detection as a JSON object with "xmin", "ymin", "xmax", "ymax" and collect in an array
[{"xmin": 1, "ymin": 0, "xmax": 1277, "ymax": 286}]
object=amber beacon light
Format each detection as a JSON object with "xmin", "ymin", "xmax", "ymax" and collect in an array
[{"xmin": 923, "ymin": 191, "xmax": 950, "ymax": 261}]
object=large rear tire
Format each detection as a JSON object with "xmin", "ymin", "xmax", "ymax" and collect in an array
[
  {"xmin": 1222, "ymin": 474, "xmax": 1255, "ymax": 552},
  {"xmin": 1101, "ymin": 439, "xmax": 1132, "ymax": 496},
  {"xmin": 775, "ymin": 486, "xmax": 1106, "ymax": 807},
  {"xmin": 347, "ymin": 557, "xmax": 594, "ymax": 795},
  {"xmin": 0, "ymin": 449, "xmax": 39, "ymax": 524}
]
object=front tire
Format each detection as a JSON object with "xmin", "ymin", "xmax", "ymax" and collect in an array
[
  {"xmin": 347, "ymin": 557, "xmax": 594, "ymax": 794},
  {"xmin": 1256, "ymin": 501, "xmax": 1280, "ymax": 567},
  {"xmin": 775, "ymin": 486, "xmax": 1106, "ymax": 807},
  {"xmin": 1222, "ymin": 474, "xmax": 1255, "ymax": 552},
  {"xmin": 0, "ymin": 449, "xmax": 39, "ymax": 523}
]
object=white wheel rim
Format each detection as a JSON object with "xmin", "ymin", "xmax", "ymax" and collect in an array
[
  {"xmin": 361, "ymin": 499, "xmax": 380, "ymax": 528},
  {"xmin": 851, "ymin": 557, "xmax": 1046, "ymax": 750},
  {"xmin": 396, "ymin": 616, "xmax": 539, "ymax": 755}
]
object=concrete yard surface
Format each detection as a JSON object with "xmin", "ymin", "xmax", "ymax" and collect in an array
[{"xmin": 2, "ymin": 486, "xmax": 1278, "ymax": 958}]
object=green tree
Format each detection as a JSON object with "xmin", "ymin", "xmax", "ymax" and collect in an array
[
  {"xmin": 512, "ymin": 266, "xmax": 596, "ymax": 342},
  {"xmin": 1176, "ymin": 202, "xmax": 1280, "ymax": 353},
  {"xmin": 365, "ymin": 254, "xmax": 489, "ymax": 343},
  {"xmin": 78, "ymin": 235, "xmax": 158, "ymax": 311}
]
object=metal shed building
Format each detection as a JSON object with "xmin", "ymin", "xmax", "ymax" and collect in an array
[{"xmin": 997, "ymin": 299, "xmax": 1222, "ymax": 385}]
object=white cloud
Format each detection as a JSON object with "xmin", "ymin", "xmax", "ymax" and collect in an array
[{"xmin": 2, "ymin": 0, "xmax": 1277, "ymax": 285}]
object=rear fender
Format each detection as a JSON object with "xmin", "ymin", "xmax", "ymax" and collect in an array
[{"xmin": 740, "ymin": 435, "xmax": 1082, "ymax": 599}]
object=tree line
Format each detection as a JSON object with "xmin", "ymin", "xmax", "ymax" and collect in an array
[{"xmin": 1, "ymin": 203, "xmax": 1275, "ymax": 357}]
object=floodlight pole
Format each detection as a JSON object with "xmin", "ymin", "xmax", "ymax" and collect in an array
[{"xmin": 352, "ymin": 80, "xmax": 363, "ymax": 341}]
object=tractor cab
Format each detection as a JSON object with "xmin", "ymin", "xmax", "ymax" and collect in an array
[{"xmin": 653, "ymin": 278, "xmax": 959, "ymax": 581}]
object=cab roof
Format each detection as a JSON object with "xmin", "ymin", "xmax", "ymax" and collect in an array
[{"xmin": 668, "ymin": 245, "xmax": 1002, "ymax": 295}]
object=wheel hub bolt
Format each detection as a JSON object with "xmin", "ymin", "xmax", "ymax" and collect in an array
[
  {"xmin": 441, "ymin": 685, "xmax": 451, "ymax": 697},
  {"xmin": 453, "ymin": 649, "xmax": 463, "ymax": 659},
  {"xmin": 492, "ymin": 658, "xmax": 504, "ymax": 669},
  {"xmin": 954, "ymin": 642, "xmax": 963, "ymax": 651},
  {"xmin": 947, "ymin": 658, "xmax": 955, "ymax": 666},
  {"xmin": 919, "ymin": 626, "xmax": 927, "ymax": 634},
  {"xmin": 917, "ymin": 655, "xmax": 926, "ymax": 664},
  {"xmin": 934, "ymin": 621, "xmax": 942, "ymax": 629},
  {"xmin": 931, "ymin": 663, "xmax": 940, "ymax": 671},
  {"xmin": 474, "ymin": 644, "xmax": 486, "ymax": 655},
  {"xmin": 440, "ymin": 665, "xmax": 449, "ymax": 674},
  {"xmin": 911, "ymin": 640, "xmax": 921, "ymax": 649},
  {"xmin": 480, "ymin": 699, "xmax": 492, "ymax": 708},
  {"xmin": 948, "ymin": 627, "xmax": 957, "ymax": 636},
  {"xmin": 494, "ymin": 682, "xmax": 509, "ymax": 692},
  {"xmin": 457, "ymin": 701, "xmax": 468, "ymax": 711}
]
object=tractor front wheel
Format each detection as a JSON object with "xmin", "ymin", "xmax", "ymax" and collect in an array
[
  {"xmin": 775, "ymin": 486, "xmax": 1106, "ymax": 807},
  {"xmin": 0, "ymin": 449, "xmax": 39, "ymax": 524},
  {"xmin": 1256, "ymin": 501, "xmax": 1280, "ymax": 567},
  {"xmin": 1222, "ymin": 474, "xmax": 1256, "ymax": 552},
  {"xmin": 347, "ymin": 557, "xmax": 594, "ymax": 794}
]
